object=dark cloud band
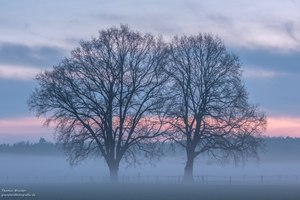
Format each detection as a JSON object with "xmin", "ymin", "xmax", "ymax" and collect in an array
[{"xmin": 0, "ymin": 42, "xmax": 66, "ymax": 68}]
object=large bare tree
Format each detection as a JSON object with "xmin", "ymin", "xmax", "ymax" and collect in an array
[
  {"xmin": 166, "ymin": 34, "xmax": 266, "ymax": 182},
  {"xmin": 28, "ymin": 25, "xmax": 169, "ymax": 182}
]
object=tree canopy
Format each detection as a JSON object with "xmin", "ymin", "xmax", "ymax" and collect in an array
[
  {"xmin": 165, "ymin": 34, "xmax": 266, "ymax": 181},
  {"xmin": 29, "ymin": 26, "xmax": 266, "ymax": 182},
  {"xmin": 29, "ymin": 25, "xmax": 169, "ymax": 182}
]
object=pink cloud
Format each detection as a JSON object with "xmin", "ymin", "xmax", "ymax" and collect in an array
[
  {"xmin": 0, "ymin": 117, "xmax": 52, "ymax": 135},
  {"xmin": 0, "ymin": 116, "xmax": 300, "ymax": 139},
  {"xmin": 266, "ymin": 117, "xmax": 300, "ymax": 137}
]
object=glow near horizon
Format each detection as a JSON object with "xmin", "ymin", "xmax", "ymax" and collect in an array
[{"xmin": 0, "ymin": 117, "xmax": 298, "ymax": 139}]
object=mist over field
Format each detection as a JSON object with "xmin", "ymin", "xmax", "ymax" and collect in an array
[
  {"xmin": 1, "ymin": 153, "xmax": 300, "ymax": 179},
  {"xmin": 0, "ymin": 138, "xmax": 299, "ymax": 200},
  {"xmin": 0, "ymin": 138, "xmax": 299, "ymax": 181}
]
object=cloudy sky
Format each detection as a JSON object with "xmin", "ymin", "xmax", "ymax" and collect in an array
[{"xmin": 1, "ymin": 0, "xmax": 300, "ymax": 143}]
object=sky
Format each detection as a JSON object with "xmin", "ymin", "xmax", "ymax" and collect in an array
[{"xmin": 0, "ymin": 0, "xmax": 300, "ymax": 143}]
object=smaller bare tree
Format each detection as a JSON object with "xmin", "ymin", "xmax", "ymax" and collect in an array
[
  {"xmin": 165, "ymin": 34, "xmax": 266, "ymax": 182},
  {"xmin": 28, "ymin": 25, "xmax": 169, "ymax": 182}
]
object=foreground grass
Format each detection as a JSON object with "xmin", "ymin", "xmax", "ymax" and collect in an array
[{"xmin": 1, "ymin": 183, "xmax": 300, "ymax": 200}]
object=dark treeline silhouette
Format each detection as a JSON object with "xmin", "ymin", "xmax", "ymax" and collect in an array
[
  {"xmin": 1, "ymin": 137, "xmax": 300, "ymax": 162},
  {"xmin": 261, "ymin": 137, "xmax": 300, "ymax": 161},
  {"xmin": 0, "ymin": 138, "xmax": 60, "ymax": 155}
]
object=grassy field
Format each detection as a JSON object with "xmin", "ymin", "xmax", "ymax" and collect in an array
[{"xmin": 1, "ymin": 183, "xmax": 300, "ymax": 200}]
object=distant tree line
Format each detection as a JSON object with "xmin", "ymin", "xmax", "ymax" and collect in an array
[
  {"xmin": 0, "ymin": 138, "xmax": 60, "ymax": 155},
  {"xmin": 1, "ymin": 137, "xmax": 299, "ymax": 161}
]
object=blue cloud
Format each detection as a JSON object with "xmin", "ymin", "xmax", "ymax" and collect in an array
[
  {"xmin": 236, "ymin": 48, "xmax": 300, "ymax": 117},
  {"xmin": 0, "ymin": 43, "xmax": 66, "ymax": 68},
  {"xmin": 235, "ymin": 48, "xmax": 300, "ymax": 74}
]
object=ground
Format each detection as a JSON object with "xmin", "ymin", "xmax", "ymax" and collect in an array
[{"xmin": 1, "ymin": 183, "xmax": 300, "ymax": 200}]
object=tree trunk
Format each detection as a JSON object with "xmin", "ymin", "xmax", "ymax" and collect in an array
[
  {"xmin": 184, "ymin": 154, "xmax": 194, "ymax": 182},
  {"xmin": 108, "ymin": 162, "xmax": 119, "ymax": 183}
]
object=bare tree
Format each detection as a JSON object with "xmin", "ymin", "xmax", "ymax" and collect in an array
[
  {"xmin": 165, "ymin": 34, "xmax": 266, "ymax": 182},
  {"xmin": 28, "ymin": 25, "xmax": 169, "ymax": 182}
]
